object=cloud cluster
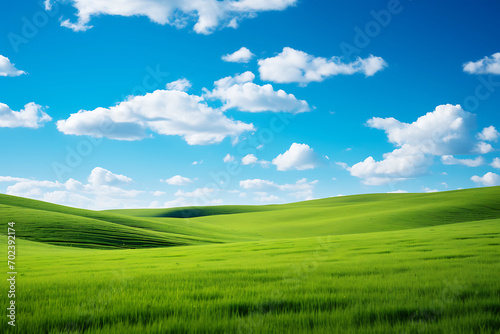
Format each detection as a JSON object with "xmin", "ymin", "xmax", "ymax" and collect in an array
[
  {"xmin": 477, "ymin": 126, "xmax": 499, "ymax": 142},
  {"xmin": 57, "ymin": 82, "xmax": 255, "ymax": 145},
  {"xmin": 205, "ymin": 72, "xmax": 310, "ymax": 113},
  {"xmin": 0, "ymin": 167, "xmax": 146, "ymax": 210},
  {"xmin": 258, "ymin": 47, "xmax": 387, "ymax": 85},
  {"xmin": 222, "ymin": 47, "xmax": 254, "ymax": 63},
  {"xmin": 471, "ymin": 172, "xmax": 500, "ymax": 186},
  {"xmin": 241, "ymin": 154, "xmax": 269, "ymax": 167},
  {"xmin": 240, "ymin": 177, "xmax": 318, "ymax": 201},
  {"xmin": 0, "ymin": 55, "xmax": 25, "ymax": 77},
  {"xmin": 162, "ymin": 187, "xmax": 222, "ymax": 208},
  {"xmin": 45, "ymin": 0, "xmax": 297, "ymax": 34},
  {"xmin": 0, "ymin": 102, "xmax": 52, "ymax": 128},
  {"xmin": 161, "ymin": 175, "xmax": 193, "ymax": 186},
  {"xmin": 463, "ymin": 53, "xmax": 500, "ymax": 75},
  {"xmin": 441, "ymin": 155, "xmax": 484, "ymax": 167},
  {"xmin": 344, "ymin": 104, "xmax": 496, "ymax": 185},
  {"xmin": 272, "ymin": 143, "xmax": 319, "ymax": 171},
  {"xmin": 492, "ymin": 158, "xmax": 500, "ymax": 169}
]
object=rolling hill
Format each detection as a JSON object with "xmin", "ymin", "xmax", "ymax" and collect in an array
[{"xmin": 1, "ymin": 186, "xmax": 499, "ymax": 248}]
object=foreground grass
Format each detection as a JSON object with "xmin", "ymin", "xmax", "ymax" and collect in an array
[{"xmin": 1, "ymin": 218, "xmax": 499, "ymax": 333}]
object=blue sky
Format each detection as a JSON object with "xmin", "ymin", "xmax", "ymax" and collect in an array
[{"xmin": 0, "ymin": 0, "xmax": 499, "ymax": 209}]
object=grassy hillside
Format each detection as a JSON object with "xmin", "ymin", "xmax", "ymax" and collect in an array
[
  {"xmin": 1, "ymin": 187, "xmax": 500, "ymax": 249},
  {"xmin": 112, "ymin": 187, "xmax": 500, "ymax": 240},
  {"xmin": 0, "ymin": 194, "xmax": 252, "ymax": 248},
  {"xmin": 0, "ymin": 187, "xmax": 499, "ymax": 332}
]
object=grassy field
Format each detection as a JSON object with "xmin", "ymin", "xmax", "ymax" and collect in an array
[{"xmin": 0, "ymin": 187, "xmax": 499, "ymax": 333}]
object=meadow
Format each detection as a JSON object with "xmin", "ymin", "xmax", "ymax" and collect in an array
[{"xmin": 0, "ymin": 187, "xmax": 499, "ymax": 333}]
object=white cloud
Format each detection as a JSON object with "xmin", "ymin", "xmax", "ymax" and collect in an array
[
  {"xmin": 258, "ymin": 47, "xmax": 387, "ymax": 85},
  {"xmin": 423, "ymin": 187, "xmax": 439, "ymax": 193},
  {"xmin": 239, "ymin": 179, "xmax": 278, "ymax": 190},
  {"xmin": 169, "ymin": 187, "xmax": 222, "ymax": 207},
  {"xmin": 0, "ymin": 102, "xmax": 52, "ymax": 128},
  {"xmin": 0, "ymin": 55, "xmax": 25, "ymax": 77},
  {"xmin": 175, "ymin": 187, "xmax": 215, "ymax": 198},
  {"xmin": 163, "ymin": 197, "xmax": 190, "ymax": 208},
  {"xmin": 242, "ymin": 153, "xmax": 258, "ymax": 165},
  {"xmin": 223, "ymin": 154, "xmax": 235, "ymax": 163},
  {"xmin": 254, "ymin": 192, "xmax": 281, "ymax": 203},
  {"xmin": 46, "ymin": 0, "xmax": 298, "ymax": 34},
  {"xmin": 471, "ymin": 172, "xmax": 500, "ymax": 186},
  {"xmin": 241, "ymin": 153, "xmax": 269, "ymax": 167},
  {"xmin": 0, "ymin": 167, "xmax": 149, "ymax": 210},
  {"xmin": 88, "ymin": 167, "xmax": 132, "ymax": 187},
  {"xmin": 346, "ymin": 104, "xmax": 496, "ymax": 185},
  {"xmin": 477, "ymin": 126, "xmax": 499, "ymax": 142},
  {"xmin": 491, "ymin": 158, "xmax": 500, "ymax": 169},
  {"xmin": 272, "ymin": 143, "xmax": 319, "ymax": 171},
  {"xmin": 57, "ymin": 85, "xmax": 254, "ymax": 145},
  {"xmin": 162, "ymin": 175, "xmax": 193, "ymax": 186},
  {"xmin": 0, "ymin": 176, "xmax": 31, "ymax": 183},
  {"xmin": 347, "ymin": 146, "xmax": 432, "ymax": 185},
  {"xmin": 222, "ymin": 47, "xmax": 254, "ymax": 63},
  {"xmin": 228, "ymin": 189, "xmax": 246, "ymax": 197},
  {"xmin": 279, "ymin": 178, "xmax": 318, "ymax": 200},
  {"xmin": 463, "ymin": 53, "xmax": 500, "ymax": 75},
  {"xmin": 166, "ymin": 78, "xmax": 191, "ymax": 92},
  {"xmin": 441, "ymin": 155, "xmax": 485, "ymax": 167},
  {"xmin": 151, "ymin": 191, "xmax": 166, "ymax": 196},
  {"xmin": 148, "ymin": 200, "xmax": 162, "ymax": 208},
  {"xmin": 474, "ymin": 142, "xmax": 494, "ymax": 154},
  {"xmin": 388, "ymin": 190, "xmax": 408, "ymax": 193},
  {"xmin": 205, "ymin": 72, "xmax": 310, "ymax": 113},
  {"xmin": 239, "ymin": 177, "xmax": 317, "ymax": 201},
  {"xmin": 192, "ymin": 159, "xmax": 203, "ymax": 165}
]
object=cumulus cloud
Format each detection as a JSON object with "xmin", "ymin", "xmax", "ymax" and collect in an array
[
  {"xmin": 205, "ymin": 72, "xmax": 310, "ymax": 113},
  {"xmin": 223, "ymin": 154, "xmax": 235, "ymax": 163},
  {"xmin": 239, "ymin": 177, "xmax": 317, "ymax": 201},
  {"xmin": 88, "ymin": 167, "xmax": 132, "ymax": 186},
  {"xmin": 175, "ymin": 187, "xmax": 215, "ymax": 198},
  {"xmin": 152, "ymin": 191, "xmax": 166, "ymax": 196},
  {"xmin": 258, "ymin": 47, "xmax": 387, "ymax": 85},
  {"xmin": 272, "ymin": 143, "xmax": 319, "ymax": 171},
  {"xmin": 169, "ymin": 187, "xmax": 222, "ymax": 207},
  {"xmin": 441, "ymin": 155, "xmax": 485, "ymax": 167},
  {"xmin": 222, "ymin": 47, "xmax": 254, "ymax": 63},
  {"xmin": 241, "ymin": 153, "xmax": 269, "ymax": 167},
  {"xmin": 254, "ymin": 192, "xmax": 281, "ymax": 203},
  {"xmin": 463, "ymin": 53, "xmax": 500, "ymax": 75},
  {"xmin": 0, "ymin": 55, "xmax": 25, "ymax": 77},
  {"xmin": 347, "ymin": 146, "xmax": 432, "ymax": 185},
  {"xmin": 166, "ymin": 78, "xmax": 191, "ymax": 91},
  {"xmin": 471, "ymin": 172, "xmax": 500, "ymax": 186},
  {"xmin": 57, "ymin": 83, "xmax": 254, "ymax": 145},
  {"xmin": 477, "ymin": 126, "xmax": 499, "ymax": 142},
  {"xmin": 240, "ymin": 179, "xmax": 278, "ymax": 191},
  {"xmin": 161, "ymin": 175, "xmax": 193, "ymax": 186},
  {"xmin": 241, "ymin": 153, "xmax": 258, "ymax": 165},
  {"xmin": 0, "ymin": 167, "xmax": 148, "ymax": 210},
  {"xmin": 46, "ymin": 0, "xmax": 298, "ymax": 34},
  {"xmin": 492, "ymin": 158, "xmax": 500, "ymax": 169},
  {"xmin": 388, "ymin": 190, "xmax": 408, "ymax": 193},
  {"xmin": 345, "ymin": 104, "xmax": 496, "ymax": 185},
  {"xmin": 0, "ymin": 102, "xmax": 52, "ymax": 128}
]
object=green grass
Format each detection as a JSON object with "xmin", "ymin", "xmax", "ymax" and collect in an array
[{"xmin": 0, "ymin": 187, "xmax": 499, "ymax": 333}]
